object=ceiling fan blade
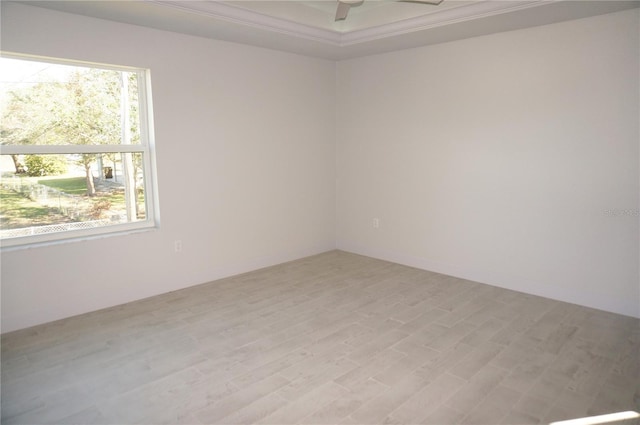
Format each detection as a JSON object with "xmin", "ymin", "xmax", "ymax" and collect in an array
[
  {"xmin": 335, "ymin": 1, "xmax": 351, "ymax": 21},
  {"xmin": 397, "ymin": 0, "xmax": 444, "ymax": 4}
]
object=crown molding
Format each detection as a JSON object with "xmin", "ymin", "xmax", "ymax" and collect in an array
[
  {"xmin": 147, "ymin": 0, "xmax": 342, "ymax": 45},
  {"xmin": 17, "ymin": 0, "xmax": 639, "ymax": 60},
  {"xmin": 340, "ymin": 0, "xmax": 546, "ymax": 45},
  {"xmin": 148, "ymin": 0, "xmax": 551, "ymax": 47}
]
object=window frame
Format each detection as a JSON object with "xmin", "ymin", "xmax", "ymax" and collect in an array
[{"xmin": 0, "ymin": 52, "xmax": 160, "ymax": 250}]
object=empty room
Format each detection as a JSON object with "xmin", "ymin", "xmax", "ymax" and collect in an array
[{"xmin": 1, "ymin": 0, "xmax": 638, "ymax": 424}]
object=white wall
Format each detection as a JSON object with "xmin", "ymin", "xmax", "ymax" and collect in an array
[
  {"xmin": 337, "ymin": 9, "xmax": 640, "ymax": 317},
  {"xmin": 0, "ymin": 3, "xmax": 337, "ymax": 332},
  {"xmin": 2, "ymin": 4, "xmax": 638, "ymax": 333}
]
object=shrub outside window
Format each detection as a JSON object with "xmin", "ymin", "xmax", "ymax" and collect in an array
[{"xmin": 0, "ymin": 53, "xmax": 158, "ymax": 248}]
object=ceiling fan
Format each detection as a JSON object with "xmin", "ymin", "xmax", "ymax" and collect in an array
[{"xmin": 335, "ymin": 0, "xmax": 444, "ymax": 21}]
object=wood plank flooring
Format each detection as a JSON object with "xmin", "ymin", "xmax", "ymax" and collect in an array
[{"xmin": 2, "ymin": 250, "xmax": 639, "ymax": 424}]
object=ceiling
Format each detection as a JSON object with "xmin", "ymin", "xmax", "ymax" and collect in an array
[
  {"xmin": 21, "ymin": 0, "xmax": 640, "ymax": 59},
  {"xmin": 225, "ymin": 0, "xmax": 479, "ymax": 32}
]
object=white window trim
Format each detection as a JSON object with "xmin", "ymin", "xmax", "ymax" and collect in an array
[{"xmin": 0, "ymin": 52, "xmax": 160, "ymax": 250}]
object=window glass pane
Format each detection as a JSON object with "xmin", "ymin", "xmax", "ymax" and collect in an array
[
  {"xmin": 0, "ymin": 57, "xmax": 141, "ymax": 146},
  {"xmin": 0, "ymin": 153, "xmax": 146, "ymax": 240}
]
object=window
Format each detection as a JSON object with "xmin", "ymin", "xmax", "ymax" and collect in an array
[{"xmin": 0, "ymin": 53, "xmax": 158, "ymax": 248}]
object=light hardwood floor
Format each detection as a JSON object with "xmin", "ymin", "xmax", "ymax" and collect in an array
[{"xmin": 2, "ymin": 250, "xmax": 639, "ymax": 425}]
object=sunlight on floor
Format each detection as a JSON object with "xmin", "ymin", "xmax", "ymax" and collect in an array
[{"xmin": 550, "ymin": 411, "xmax": 640, "ymax": 425}]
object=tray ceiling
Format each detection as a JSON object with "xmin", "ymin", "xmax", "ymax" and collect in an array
[{"xmin": 18, "ymin": 0, "xmax": 640, "ymax": 59}]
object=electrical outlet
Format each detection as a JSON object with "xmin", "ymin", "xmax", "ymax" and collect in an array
[
  {"xmin": 373, "ymin": 218, "xmax": 380, "ymax": 228},
  {"xmin": 174, "ymin": 240, "xmax": 182, "ymax": 253}
]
